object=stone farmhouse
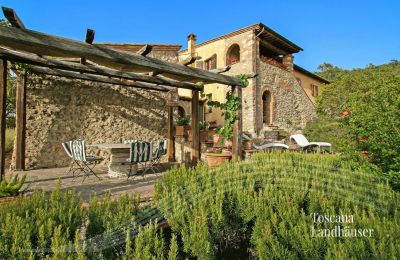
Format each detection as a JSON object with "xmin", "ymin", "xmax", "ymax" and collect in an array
[
  {"xmin": 177, "ymin": 23, "xmax": 329, "ymax": 137},
  {"xmin": 16, "ymin": 23, "xmax": 328, "ymax": 169}
]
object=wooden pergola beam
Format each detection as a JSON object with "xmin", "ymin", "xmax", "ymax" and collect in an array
[
  {"xmin": 27, "ymin": 65, "xmax": 171, "ymax": 92},
  {"xmin": 0, "ymin": 47, "xmax": 203, "ymax": 90},
  {"xmin": 191, "ymin": 90, "xmax": 200, "ymax": 165},
  {"xmin": 2, "ymin": 7, "xmax": 25, "ymax": 29},
  {"xmin": 14, "ymin": 71, "xmax": 27, "ymax": 170},
  {"xmin": 0, "ymin": 19, "xmax": 243, "ymax": 86},
  {"xmin": 178, "ymin": 55, "xmax": 200, "ymax": 66},
  {"xmin": 0, "ymin": 59, "xmax": 7, "ymax": 180},
  {"xmin": 231, "ymin": 86, "xmax": 242, "ymax": 160},
  {"xmin": 210, "ymin": 66, "xmax": 231, "ymax": 74},
  {"xmin": 136, "ymin": 45, "xmax": 152, "ymax": 56}
]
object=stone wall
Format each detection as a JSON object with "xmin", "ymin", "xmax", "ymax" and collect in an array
[
  {"xmin": 17, "ymin": 75, "xmax": 168, "ymax": 169},
  {"xmin": 256, "ymin": 58, "xmax": 315, "ymax": 133},
  {"xmin": 12, "ymin": 47, "xmax": 179, "ymax": 170}
]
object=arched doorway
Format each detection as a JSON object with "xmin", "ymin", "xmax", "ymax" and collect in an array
[{"xmin": 262, "ymin": 90, "xmax": 272, "ymax": 125}]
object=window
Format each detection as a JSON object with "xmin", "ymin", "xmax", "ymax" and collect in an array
[
  {"xmin": 226, "ymin": 44, "xmax": 240, "ymax": 65},
  {"xmin": 204, "ymin": 54, "xmax": 217, "ymax": 70},
  {"xmin": 311, "ymin": 84, "xmax": 319, "ymax": 97}
]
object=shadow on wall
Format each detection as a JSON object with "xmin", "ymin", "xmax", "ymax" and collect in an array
[{"xmin": 24, "ymin": 75, "xmax": 167, "ymax": 169}]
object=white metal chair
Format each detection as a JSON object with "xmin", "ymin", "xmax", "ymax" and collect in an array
[
  {"xmin": 290, "ymin": 134, "xmax": 332, "ymax": 153},
  {"xmin": 70, "ymin": 139, "xmax": 103, "ymax": 182},
  {"xmin": 242, "ymin": 134, "xmax": 289, "ymax": 150},
  {"xmin": 127, "ymin": 141, "xmax": 153, "ymax": 179},
  {"xmin": 151, "ymin": 139, "xmax": 167, "ymax": 172},
  {"xmin": 62, "ymin": 141, "xmax": 76, "ymax": 175}
]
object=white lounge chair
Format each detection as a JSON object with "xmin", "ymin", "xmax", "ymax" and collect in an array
[
  {"xmin": 242, "ymin": 134, "xmax": 289, "ymax": 150},
  {"xmin": 290, "ymin": 134, "xmax": 332, "ymax": 152}
]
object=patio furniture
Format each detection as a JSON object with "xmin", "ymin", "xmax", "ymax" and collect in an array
[
  {"xmin": 151, "ymin": 139, "xmax": 167, "ymax": 172},
  {"xmin": 70, "ymin": 139, "xmax": 103, "ymax": 181},
  {"xmin": 88, "ymin": 143, "xmax": 134, "ymax": 178},
  {"xmin": 127, "ymin": 141, "xmax": 153, "ymax": 179},
  {"xmin": 62, "ymin": 141, "xmax": 76, "ymax": 175},
  {"xmin": 242, "ymin": 134, "xmax": 289, "ymax": 150},
  {"xmin": 289, "ymin": 134, "xmax": 332, "ymax": 152}
]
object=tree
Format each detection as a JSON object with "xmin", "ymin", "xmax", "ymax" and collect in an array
[{"xmin": 306, "ymin": 61, "xmax": 400, "ymax": 189}]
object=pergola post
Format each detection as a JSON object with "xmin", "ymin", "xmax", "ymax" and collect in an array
[
  {"xmin": 191, "ymin": 90, "xmax": 200, "ymax": 165},
  {"xmin": 15, "ymin": 71, "xmax": 27, "ymax": 170},
  {"xmin": 0, "ymin": 59, "xmax": 7, "ymax": 180},
  {"xmin": 167, "ymin": 106, "xmax": 175, "ymax": 162},
  {"xmin": 231, "ymin": 86, "xmax": 243, "ymax": 160}
]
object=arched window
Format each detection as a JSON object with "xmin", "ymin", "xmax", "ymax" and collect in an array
[
  {"xmin": 174, "ymin": 106, "xmax": 185, "ymax": 118},
  {"xmin": 262, "ymin": 90, "xmax": 273, "ymax": 125},
  {"xmin": 226, "ymin": 44, "xmax": 240, "ymax": 65}
]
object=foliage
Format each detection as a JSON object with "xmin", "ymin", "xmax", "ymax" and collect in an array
[
  {"xmin": 175, "ymin": 115, "xmax": 191, "ymax": 126},
  {"xmin": 308, "ymin": 60, "xmax": 400, "ymax": 189},
  {"xmin": 207, "ymin": 90, "xmax": 240, "ymax": 145},
  {"xmin": 0, "ymin": 182, "xmax": 84, "ymax": 259},
  {"xmin": 86, "ymin": 193, "xmax": 140, "ymax": 258},
  {"xmin": 0, "ymin": 173, "xmax": 26, "ymax": 197},
  {"xmin": 315, "ymin": 62, "xmax": 348, "ymax": 82},
  {"xmin": 155, "ymin": 152, "xmax": 399, "ymax": 259},
  {"xmin": 237, "ymin": 74, "xmax": 249, "ymax": 87},
  {"xmin": 0, "ymin": 183, "xmax": 169, "ymax": 259},
  {"xmin": 199, "ymin": 121, "xmax": 210, "ymax": 131},
  {"xmin": 5, "ymin": 128, "xmax": 14, "ymax": 153}
]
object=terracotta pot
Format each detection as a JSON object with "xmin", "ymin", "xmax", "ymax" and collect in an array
[
  {"xmin": 175, "ymin": 125, "xmax": 191, "ymax": 137},
  {"xmin": 243, "ymin": 140, "xmax": 253, "ymax": 150},
  {"xmin": 205, "ymin": 151, "xmax": 232, "ymax": 167}
]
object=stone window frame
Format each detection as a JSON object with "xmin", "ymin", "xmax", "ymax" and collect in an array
[{"xmin": 226, "ymin": 43, "xmax": 241, "ymax": 66}]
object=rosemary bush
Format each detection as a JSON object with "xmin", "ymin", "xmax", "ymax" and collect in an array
[{"xmin": 155, "ymin": 152, "xmax": 399, "ymax": 259}]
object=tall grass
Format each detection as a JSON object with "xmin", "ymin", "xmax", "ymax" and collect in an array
[{"xmin": 5, "ymin": 128, "xmax": 14, "ymax": 153}]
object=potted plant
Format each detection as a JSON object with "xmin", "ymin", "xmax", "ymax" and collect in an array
[
  {"xmin": 204, "ymin": 147, "xmax": 232, "ymax": 167},
  {"xmin": 201, "ymin": 75, "xmax": 249, "ymax": 166},
  {"xmin": 199, "ymin": 121, "xmax": 213, "ymax": 142},
  {"xmin": 175, "ymin": 115, "xmax": 191, "ymax": 137}
]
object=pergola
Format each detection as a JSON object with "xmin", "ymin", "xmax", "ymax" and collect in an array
[{"xmin": 0, "ymin": 7, "xmax": 247, "ymax": 179}]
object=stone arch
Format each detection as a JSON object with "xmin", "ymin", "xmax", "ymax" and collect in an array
[
  {"xmin": 262, "ymin": 89, "xmax": 274, "ymax": 125},
  {"xmin": 226, "ymin": 44, "xmax": 240, "ymax": 65},
  {"xmin": 174, "ymin": 105, "xmax": 186, "ymax": 118}
]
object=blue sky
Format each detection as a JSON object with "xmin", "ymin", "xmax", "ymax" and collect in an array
[{"xmin": 1, "ymin": 0, "xmax": 399, "ymax": 71}]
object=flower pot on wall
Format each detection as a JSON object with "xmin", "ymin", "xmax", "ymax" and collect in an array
[
  {"xmin": 175, "ymin": 125, "xmax": 191, "ymax": 137},
  {"xmin": 205, "ymin": 150, "xmax": 232, "ymax": 167}
]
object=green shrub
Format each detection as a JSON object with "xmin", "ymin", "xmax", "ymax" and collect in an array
[
  {"xmin": 0, "ymin": 182, "xmax": 84, "ymax": 259},
  {"xmin": 155, "ymin": 152, "xmax": 400, "ymax": 259},
  {"xmin": 0, "ymin": 173, "xmax": 26, "ymax": 197},
  {"xmin": 312, "ymin": 61, "xmax": 400, "ymax": 188}
]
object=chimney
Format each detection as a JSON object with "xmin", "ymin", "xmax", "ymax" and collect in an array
[
  {"xmin": 187, "ymin": 33, "xmax": 197, "ymax": 56},
  {"xmin": 282, "ymin": 54, "xmax": 294, "ymax": 72}
]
